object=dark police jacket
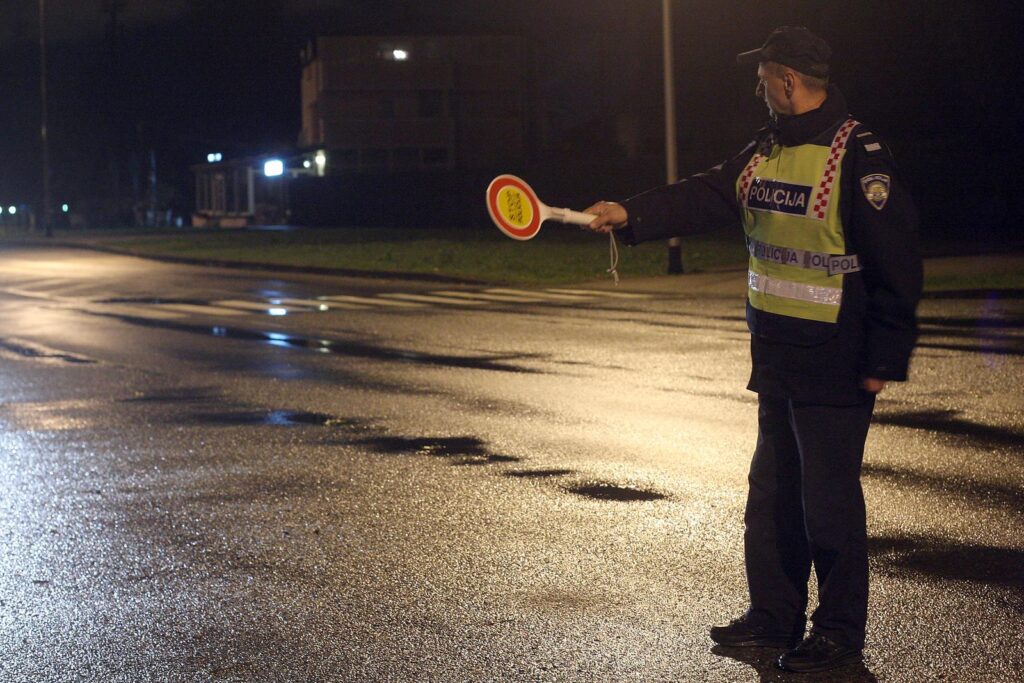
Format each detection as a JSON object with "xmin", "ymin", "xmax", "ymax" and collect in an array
[{"xmin": 619, "ymin": 86, "xmax": 922, "ymax": 405}]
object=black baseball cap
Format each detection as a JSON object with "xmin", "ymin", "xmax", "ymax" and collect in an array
[{"xmin": 736, "ymin": 26, "xmax": 831, "ymax": 78}]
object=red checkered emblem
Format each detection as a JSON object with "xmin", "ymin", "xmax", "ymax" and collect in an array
[
  {"xmin": 810, "ymin": 119, "xmax": 859, "ymax": 220},
  {"xmin": 738, "ymin": 154, "xmax": 766, "ymax": 205}
]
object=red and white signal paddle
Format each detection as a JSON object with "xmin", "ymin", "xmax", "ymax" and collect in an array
[{"xmin": 486, "ymin": 174, "xmax": 597, "ymax": 241}]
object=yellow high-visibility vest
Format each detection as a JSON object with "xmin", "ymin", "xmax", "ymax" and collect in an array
[{"xmin": 736, "ymin": 118, "xmax": 862, "ymax": 324}]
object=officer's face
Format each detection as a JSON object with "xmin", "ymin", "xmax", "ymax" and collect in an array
[{"xmin": 756, "ymin": 63, "xmax": 791, "ymax": 116}]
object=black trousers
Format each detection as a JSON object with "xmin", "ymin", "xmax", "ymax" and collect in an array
[{"xmin": 744, "ymin": 393, "xmax": 876, "ymax": 650}]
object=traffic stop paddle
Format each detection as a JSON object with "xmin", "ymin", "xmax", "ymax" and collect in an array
[
  {"xmin": 485, "ymin": 174, "xmax": 619, "ymax": 282},
  {"xmin": 486, "ymin": 174, "xmax": 598, "ymax": 240}
]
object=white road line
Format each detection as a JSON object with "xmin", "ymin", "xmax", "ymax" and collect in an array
[
  {"xmin": 320, "ymin": 294, "xmax": 424, "ymax": 308},
  {"xmin": 154, "ymin": 303, "xmax": 248, "ymax": 316},
  {"xmin": 545, "ymin": 288, "xmax": 652, "ymax": 299},
  {"xmin": 483, "ymin": 288, "xmax": 591, "ymax": 301},
  {"xmin": 378, "ymin": 293, "xmax": 481, "ymax": 306},
  {"xmin": 1, "ymin": 287, "xmax": 77, "ymax": 302},
  {"xmin": 273, "ymin": 297, "xmax": 363, "ymax": 310},
  {"xmin": 432, "ymin": 290, "xmax": 548, "ymax": 303},
  {"xmin": 212, "ymin": 299, "xmax": 314, "ymax": 313},
  {"xmin": 89, "ymin": 303, "xmax": 185, "ymax": 320},
  {"xmin": 10, "ymin": 278, "xmax": 74, "ymax": 292}
]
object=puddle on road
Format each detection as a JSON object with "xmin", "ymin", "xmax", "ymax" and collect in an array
[
  {"xmin": 354, "ymin": 435, "xmax": 490, "ymax": 458},
  {"xmin": 192, "ymin": 410, "xmax": 366, "ymax": 428},
  {"xmin": 565, "ymin": 481, "xmax": 668, "ymax": 502},
  {"xmin": 0, "ymin": 338, "xmax": 97, "ymax": 365},
  {"xmin": 118, "ymin": 387, "xmax": 221, "ymax": 403},
  {"xmin": 869, "ymin": 535, "xmax": 1024, "ymax": 587},
  {"xmin": 86, "ymin": 311, "xmax": 539, "ymax": 373},
  {"xmin": 97, "ymin": 297, "xmax": 208, "ymax": 305},
  {"xmin": 920, "ymin": 289, "xmax": 1024, "ymax": 301},
  {"xmin": 505, "ymin": 468, "xmax": 575, "ymax": 479},
  {"xmin": 873, "ymin": 408, "xmax": 1024, "ymax": 449},
  {"xmin": 862, "ymin": 462, "xmax": 1024, "ymax": 510},
  {"xmin": 348, "ymin": 434, "xmax": 670, "ymax": 503},
  {"xmin": 451, "ymin": 454, "xmax": 521, "ymax": 466}
]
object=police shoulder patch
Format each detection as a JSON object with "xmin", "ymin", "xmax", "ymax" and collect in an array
[{"xmin": 860, "ymin": 174, "xmax": 891, "ymax": 210}]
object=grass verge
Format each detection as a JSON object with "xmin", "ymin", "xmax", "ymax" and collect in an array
[
  {"xmin": 36, "ymin": 226, "xmax": 750, "ymax": 285},
  {"xmin": 5, "ymin": 226, "xmax": 1021, "ymax": 290}
]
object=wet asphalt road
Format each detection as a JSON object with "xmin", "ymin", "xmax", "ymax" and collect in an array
[{"xmin": 0, "ymin": 246, "xmax": 1021, "ymax": 682}]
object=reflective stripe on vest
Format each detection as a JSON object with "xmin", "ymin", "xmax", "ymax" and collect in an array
[
  {"xmin": 748, "ymin": 271, "xmax": 843, "ymax": 306},
  {"xmin": 737, "ymin": 118, "xmax": 860, "ymax": 324},
  {"xmin": 746, "ymin": 237, "xmax": 863, "ymax": 275}
]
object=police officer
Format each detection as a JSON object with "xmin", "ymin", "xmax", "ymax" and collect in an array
[{"xmin": 585, "ymin": 26, "xmax": 921, "ymax": 673}]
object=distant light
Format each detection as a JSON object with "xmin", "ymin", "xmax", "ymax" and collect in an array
[
  {"xmin": 317, "ymin": 304, "xmax": 329, "ymax": 311},
  {"xmin": 267, "ymin": 307, "xmax": 288, "ymax": 316},
  {"xmin": 61, "ymin": 203, "xmax": 69, "ymax": 213},
  {"xmin": 263, "ymin": 159, "xmax": 284, "ymax": 177},
  {"xmin": 392, "ymin": 49, "xmax": 409, "ymax": 61},
  {"xmin": 7, "ymin": 206, "xmax": 15, "ymax": 215},
  {"xmin": 303, "ymin": 160, "xmax": 312, "ymax": 169},
  {"xmin": 314, "ymin": 150, "xmax": 326, "ymax": 176},
  {"xmin": 207, "ymin": 152, "xmax": 222, "ymax": 163}
]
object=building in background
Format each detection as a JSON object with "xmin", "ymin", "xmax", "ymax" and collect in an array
[
  {"xmin": 192, "ymin": 34, "xmax": 528, "ymax": 228},
  {"xmin": 298, "ymin": 35, "xmax": 527, "ymax": 173}
]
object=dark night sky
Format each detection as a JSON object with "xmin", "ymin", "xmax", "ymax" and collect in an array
[{"xmin": 1, "ymin": 0, "xmax": 1021, "ymax": 236}]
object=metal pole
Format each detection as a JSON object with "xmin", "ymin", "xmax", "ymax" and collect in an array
[
  {"xmin": 39, "ymin": 0, "xmax": 52, "ymax": 237},
  {"xmin": 663, "ymin": 0, "xmax": 683, "ymax": 273}
]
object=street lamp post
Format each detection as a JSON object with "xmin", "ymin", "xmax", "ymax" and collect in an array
[
  {"xmin": 39, "ymin": 0, "xmax": 52, "ymax": 237},
  {"xmin": 663, "ymin": 0, "xmax": 683, "ymax": 274}
]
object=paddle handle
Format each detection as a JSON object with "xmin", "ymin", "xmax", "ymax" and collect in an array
[{"xmin": 547, "ymin": 206, "xmax": 597, "ymax": 226}]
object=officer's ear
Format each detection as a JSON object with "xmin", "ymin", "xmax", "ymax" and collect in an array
[{"xmin": 783, "ymin": 72, "xmax": 795, "ymax": 98}]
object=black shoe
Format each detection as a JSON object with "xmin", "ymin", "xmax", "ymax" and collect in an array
[
  {"xmin": 778, "ymin": 633, "xmax": 863, "ymax": 673},
  {"xmin": 709, "ymin": 612, "xmax": 805, "ymax": 648}
]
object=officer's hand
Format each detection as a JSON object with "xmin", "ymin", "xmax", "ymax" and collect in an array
[
  {"xmin": 584, "ymin": 201, "xmax": 628, "ymax": 234},
  {"xmin": 861, "ymin": 377, "xmax": 887, "ymax": 393}
]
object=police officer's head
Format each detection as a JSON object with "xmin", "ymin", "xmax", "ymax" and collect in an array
[{"xmin": 737, "ymin": 27, "xmax": 831, "ymax": 116}]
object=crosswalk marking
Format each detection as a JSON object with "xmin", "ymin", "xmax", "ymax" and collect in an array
[
  {"xmin": 2, "ymin": 277, "xmax": 650, "ymax": 323},
  {"xmin": 90, "ymin": 303, "xmax": 185, "ymax": 320},
  {"xmin": 213, "ymin": 299, "xmax": 317, "ymax": 313},
  {"xmin": 272, "ymin": 297, "xmax": 362, "ymax": 310},
  {"xmin": 484, "ymin": 288, "xmax": 592, "ymax": 301},
  {"xmin": 379, "ymin": 293, "xmax": 479, "ymax": 306},
  {"xmin": 545, "ymin": 288, "xmax": 651, "ymax": 299},
  {"xmin": 1, "ymin": 286, "xmax": 79, "ymax": 303},
  {"xmin": 154, "ymin": 303, "xmax": 248, "ymax": 316},
  {"xmin": 432, "ymin": 290, "xmax": 548, "ymax": 303},
  {"xmin": 320, "ymin": 294, "xmax": 423, "ymax": 308}
]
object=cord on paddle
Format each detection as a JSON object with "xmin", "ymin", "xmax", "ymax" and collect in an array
[{"xmin": 607, "ymin": 231, "xmax": 619, "ymax": 285}]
